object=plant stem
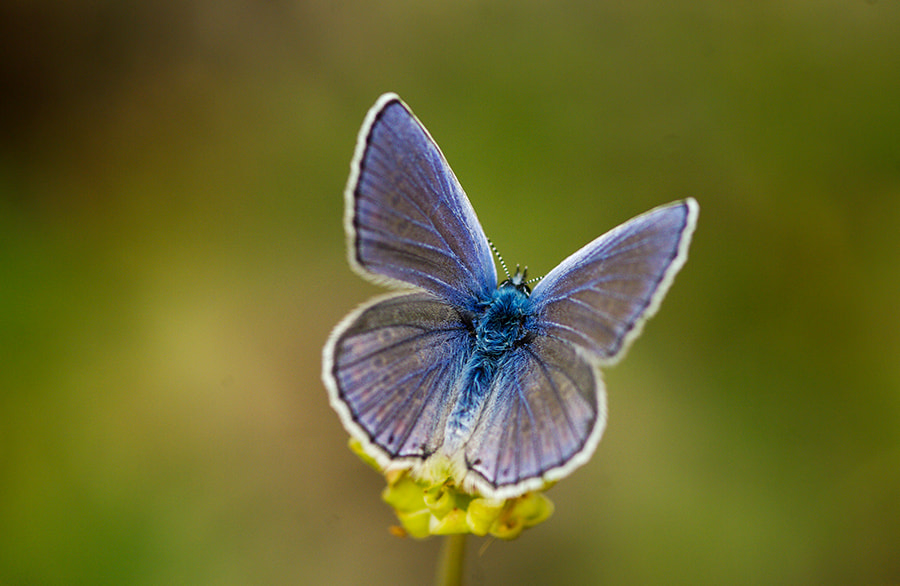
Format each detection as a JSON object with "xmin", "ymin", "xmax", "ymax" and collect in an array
[{"xmin": 435, "ymin": 534, "xmax": 467, "ymax": 586}]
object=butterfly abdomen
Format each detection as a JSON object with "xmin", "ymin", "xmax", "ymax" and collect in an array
[{"xmin": 444, "ymin": 284, "xmax": 532, "ymax": 449}]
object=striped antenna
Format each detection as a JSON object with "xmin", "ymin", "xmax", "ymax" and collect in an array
[{"xmin": 487, "ymin": 239, "xmax": 511, "ymax": 280}]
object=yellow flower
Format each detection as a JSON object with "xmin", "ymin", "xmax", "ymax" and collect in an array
[{"xmin": 349, "ymin": 439, "xmax": 554, "ymax": 540}]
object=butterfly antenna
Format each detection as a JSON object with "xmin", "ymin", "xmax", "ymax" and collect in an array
[
  {"xmin": 516, "ymin": 266, "xmax": 542, "ymax": 285},
  {"xmin": 487, "ymin": 238, "xmax": 511, "ymax": 279}
]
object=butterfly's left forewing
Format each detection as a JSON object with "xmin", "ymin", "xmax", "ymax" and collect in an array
[{"xmin": 346, "ymin": 94, "xmax": 496, "ymax": 308}]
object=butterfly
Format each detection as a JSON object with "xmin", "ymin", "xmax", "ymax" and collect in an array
[{"xmin": 323, "ymin": 93, "xmax": 698, "ymax": 500}]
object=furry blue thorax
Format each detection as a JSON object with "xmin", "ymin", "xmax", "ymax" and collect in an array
[
  {"xmin": 474, "ymin": 284, "xmax": 532, "ymax": 358},
  {"xmin": 445, "ymin": 282, "xmax": 533, "ymax": 446}
]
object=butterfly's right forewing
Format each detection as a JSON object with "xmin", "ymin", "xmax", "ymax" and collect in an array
[{"xmin": 530, "ymin": 199, "xmax": 698, "ymax": 362}]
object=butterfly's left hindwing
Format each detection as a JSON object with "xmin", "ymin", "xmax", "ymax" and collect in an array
[{"xmin": 324, "ymin": 291, "xmax": 472, "ymax": 466}]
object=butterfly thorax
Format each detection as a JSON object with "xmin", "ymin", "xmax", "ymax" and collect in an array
[
  {"xmin": 473, "ymin": 284, "xmax": 532, "ymax": 358},
  {"xmin": 445, "ymin": 283, "xmax": 533, "ymax": 449}
]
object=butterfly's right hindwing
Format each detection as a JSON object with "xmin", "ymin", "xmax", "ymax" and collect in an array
[{"xmin": 461, "ymin": 336, "xmax": 605, "ymax": 498}]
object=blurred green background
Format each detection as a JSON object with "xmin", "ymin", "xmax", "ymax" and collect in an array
[{"xmin": 2, "ymin": 1, "xmax": 899, "ymax": 584}]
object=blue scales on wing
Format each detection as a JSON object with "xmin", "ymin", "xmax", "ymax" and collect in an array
[
  {"xmin": 462, "ymin": 335, "xmax": 604, "ymax": 493},
  {"xmin": 530, "ymin": 200, "xmax": 698, "ymax": 362},
  {"xmin": 348, "ymin": 95, "xmax": 497, "ymax": 309},
  {"xmin": 328, "ymin": 291, "xmax": 472, "ymax": 462}
]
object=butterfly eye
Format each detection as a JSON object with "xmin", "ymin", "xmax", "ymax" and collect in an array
[
  {"xmin": 499, "ymin": 265, "xmax": 531, "ymax": 296},
  {"xmin": 498, "ymin": 278, "xmax": 531, "ymax": 296}
]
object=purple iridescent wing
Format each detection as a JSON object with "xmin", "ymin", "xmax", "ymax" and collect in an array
[
  {"xmin": 530, "ymin": 199, "xmax": 698, "ymax": 362},
  {"xmin": 323, "ymin": 291, "xmax": 472, "ymax": 469},
  {"xmin": 458, "ymin": 199, "xmax": 697, "ymax": 497},
  {"xmin": 461, "ymin": 335, "xmax": 606, "ymax": 498},
  {"xmin": 345, "ymin": 93, "xmax": 496, "ymax": 308}
]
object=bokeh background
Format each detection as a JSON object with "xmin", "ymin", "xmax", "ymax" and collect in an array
[{"xmin": 2, "ymin": 1, "xmax": 899, "ymax": 584}]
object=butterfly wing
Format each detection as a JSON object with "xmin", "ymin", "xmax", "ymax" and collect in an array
[
  {"xmin": 530, "ymin": 199, "xmax": 698, "ymax": 362},
  {"xmin": 323, "ymin": 291, "xmax": 473, "ymax": 469},
  {"xmin": 345, "ymin": 93, "xmax": 497, "ymax": 308},
  {"xmin": 461, "ymin": 335, "xmax": 605, "ymax": 498},
  {"xmin": 461, "ymin": 199, "xmax": 697, "ymax": 497}
]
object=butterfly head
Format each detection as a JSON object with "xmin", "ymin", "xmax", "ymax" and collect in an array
[{"xmin": 499, "ymin": 265, "xmax": 532, "ymax": 296}]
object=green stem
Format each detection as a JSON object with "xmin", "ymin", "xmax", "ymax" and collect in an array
[{"xmin": 435, "ymin": 534, "xmax": 467, "ymax": 586}]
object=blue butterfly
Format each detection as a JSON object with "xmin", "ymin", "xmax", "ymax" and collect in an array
[{"xmin": 323, "ymin": 93, "xmax": 698, "ymax": 500}]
